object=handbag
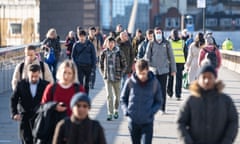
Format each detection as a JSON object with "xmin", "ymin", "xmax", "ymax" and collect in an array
[
  {"xmin": 182, "ymin": 70, "xmax": 189, "ymax": 89},
  {"xmin": 44, "ymin": 48, "xmax": 56, "ymax": 65}
]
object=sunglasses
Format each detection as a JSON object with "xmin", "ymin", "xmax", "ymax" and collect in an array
[{"xmin": 76, "ymin": 103, "xmax": 89, "ymax": 109}]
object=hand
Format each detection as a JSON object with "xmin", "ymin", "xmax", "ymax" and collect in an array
[
  {"xmin": 13, "ymin": 114, "xmax": 21, "ymax": 121},
  {"xmin": 56, "ymin": 102, "xmax": 67, "ymax": 112},
  {"xmin": 171, "ymin": 72, "xmax": 176, "ymax": 76}
]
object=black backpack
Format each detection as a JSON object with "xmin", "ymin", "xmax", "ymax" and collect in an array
[
  {"xmin": 203, "ymin": 47, "xmax": 218, "ymax": 68},
  {"xmin": 19, "ymin": 61, "xmax": 45, "ymax": 80}
]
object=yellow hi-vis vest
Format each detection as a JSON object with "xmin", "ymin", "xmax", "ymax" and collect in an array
[
  {"xmin": 170, "ymin": 39, "xmax": 185, "ymax": 63},
  {"xmin": 222, "ymin": 40, "xmax": 233, "ymax": 50}
]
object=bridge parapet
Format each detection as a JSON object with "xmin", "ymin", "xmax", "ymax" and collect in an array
[{"xmin": 220, "ymin": 50, "xmax": 240, "ymax": 74}]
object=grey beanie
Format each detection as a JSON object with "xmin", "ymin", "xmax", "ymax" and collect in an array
[{"xmin": 70, "ymin": 92, "xmax": 91, "ymax": 109}]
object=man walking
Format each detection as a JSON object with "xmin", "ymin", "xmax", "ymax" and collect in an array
[
  {"xmin": 99, "ymin": 37, "xmax": 127, "ymax": 121},
  {"xmin": 72, "ymin": 30, "xmax": 96, "ymax": 94},
  {"xmin": 120, "ymin": 59, "xmax": 162, "ymax": 144},
  {"xmin": 10, "ymin": 64, "xmax": 49, "ymax": 144}
]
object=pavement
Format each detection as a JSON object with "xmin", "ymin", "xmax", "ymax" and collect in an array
[{"xmin": 0, "ymin": 66, "xmax": 240, "ymax": 144}]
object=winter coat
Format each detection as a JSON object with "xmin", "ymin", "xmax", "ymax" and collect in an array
[
  {"xmin": 72, "ymin": 40, "xmax": 96, "ymax": 68},
  {"xmin": 65, "ymin": 37, "xmax": 76, "ymax": 57},
  {"xmin": 137, "ymin": 39, "xmax": 149, "ymax": 59},
  {"xmin": 99, "ymin": 46, "xmax": 127, "ymax": 81},
  {"xmin": 144, "ymin": 39, "xmax": 176, "ymax": 75},
  {"xmin": 11, "ymin": 58, "xmax": 54, "ymax": 90},
  {"xmin": 42, "ymin": 38, "xmax": 61, "ymax": 61},
  {"xmin": 116, "ymin": 37, "xmax": 134, "ymax": 74},
  {"xmin": 185, "ymin": 42, "xmax": 201, "ymax": 83},
  {"xmin": 120, "ymin": 71, "xmax": 162, "ymax": 124},
  {"xmin": 33, "ymin": 102, "xmax": 67, "ymax": 144},
  {"xmin": 177, "ymin": 81, "xmax": 238, "ymax": 144},
  {"xmin": 52, "ymin": 116, "xmax": 106, "ymax": 144}
]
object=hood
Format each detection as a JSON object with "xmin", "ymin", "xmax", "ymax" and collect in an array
[
  {"xmin": 189, "ymin": 80, "xmax": 225, "ymax": 97},
  {"xmin": 130, "ymin": 71, "xmax": 155, "ymax": 84}
]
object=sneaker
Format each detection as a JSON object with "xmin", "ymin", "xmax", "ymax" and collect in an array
[
  {"xmin": 113, "ymin": 112, "xmax": 119, "ymax": 119},
  {"xmin": 176, "ymin": 97, "xmax": 181, "ymax": 101},
  {"xmin": 106, "ymin": 115, "xmax": 112, "ymax": 121},
  {"xmin": 159, "ymin": 110, "xmax": 166, "ymax": 115}
]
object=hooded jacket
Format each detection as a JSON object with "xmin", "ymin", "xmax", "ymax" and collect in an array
[
  {"xmin": 177, "ymin": 81, "xmax": 238, "ymax": 144},
  {"xmin": 120, "ymin": 71, "xmax": 162, "ymax": 124}
]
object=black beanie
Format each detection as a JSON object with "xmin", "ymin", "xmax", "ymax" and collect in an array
[
  {"xmin": 198, "ymin": 64, "xmax": 217, "ymax": 78},
  {"xmin": 70, "ymin": 92, "xmax": 91, "ymax": 109}
]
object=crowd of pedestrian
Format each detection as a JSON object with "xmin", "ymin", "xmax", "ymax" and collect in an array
[{"xmin": 9, "ymin": 24, "xmax": 238, "ymax": 144}]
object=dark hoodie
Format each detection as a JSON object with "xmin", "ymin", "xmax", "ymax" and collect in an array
[
  {"xmin": 177, "ymin": 81, "xmax": 238, "ymax": 144},
  {"xmin": 120, "ymin": 71, "xmax": 162, "ymax": 124}
]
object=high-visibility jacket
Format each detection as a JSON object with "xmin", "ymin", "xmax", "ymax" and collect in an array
[
  {"xmin": 170, "ymin": 39, "xmax": 185, "ymax": 63},
  {"xmin": 222, "ymin": 40, "xmax": 233, "ymax": 50}
]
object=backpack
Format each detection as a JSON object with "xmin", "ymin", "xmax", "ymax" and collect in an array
[
  {"xmin": 19, "ymin": 61, "xmax": 45, "ymax": 80},
  {"xmin": 203, "ymin": 47, "xmax": 218, "ymax": 68},
  {"xmin": 44, "ymin": 48, "xmax": 56, "ymax": 65}
]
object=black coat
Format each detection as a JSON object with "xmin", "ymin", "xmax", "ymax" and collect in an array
[{"xmin": 10, "ymin": 79, "xmax": 49, "ymax": 119}]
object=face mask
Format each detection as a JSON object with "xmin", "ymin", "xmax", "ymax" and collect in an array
[{"xmin": 155, "ymin": 34, "xmax": 162, "ymax": 41}]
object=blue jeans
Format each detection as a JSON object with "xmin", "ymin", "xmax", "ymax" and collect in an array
[
  {"xmin": 120, "ymin": 74, "xmax": 128, "ymax": 90},
  {"xmin": 128, "ymin": 121, "xmax": 153, "ymax": 144},
  {"xmin": 47, "ymin": 61, "xmax": 57, "ymax": 81}
]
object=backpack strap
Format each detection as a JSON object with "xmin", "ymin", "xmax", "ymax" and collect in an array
[
  {"xmin": 73, "ymin": 83, "xmax": 80, "ymax": 93},
  {"xmin": 19, "ymin": 62, "xmax": 25, "ymax": 80},
  {"xmin": 50, "ymin": 83, "xmax": 57, "ymax": 101},
  {"xmin": 39, "ymin": 61, "xmax": 45, "ymax": 79},
  {"xmin": 19, "ymin": 61, "xmax": 45, "ymax": 80}
]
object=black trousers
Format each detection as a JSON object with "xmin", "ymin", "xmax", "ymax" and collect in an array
[
  {"xmin": 77, "ymin": 64, "xmax": 92, "ymax": 94},
  {"xmin": 156, "ymin": 73, "xmax": 168, "ymax": 112},
  {"xmin": 19, "ymin": 117, "xmax": 34, "ymax": 144},
  {"xmin": 167, "ymin": 63, "xmax": 184, "ymax": 98}
]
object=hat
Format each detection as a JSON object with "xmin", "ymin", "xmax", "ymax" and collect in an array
[
  {"xmin": 70, "ymin": 92, "xmax": 91, "ymax": 109},
  {"xmin": 198, "ymin": 64, "xmax": 217, "ymax": 78}
]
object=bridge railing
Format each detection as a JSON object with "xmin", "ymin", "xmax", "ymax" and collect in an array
[
  {"xmin": 0, "ymin": 42, "xmax": 66, "ymax": 94},
  {"xmin": 220, "ymin": 50, "xmax": 240, "ymax": 74},
  {"xmin": 0, "ymin": 43, "xmax": 239, "ymax": 94}
]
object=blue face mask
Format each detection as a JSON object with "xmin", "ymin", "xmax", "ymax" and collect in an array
[{"xmin": 155, "ymin": 34, "xmax": 162, "ymax": 41}]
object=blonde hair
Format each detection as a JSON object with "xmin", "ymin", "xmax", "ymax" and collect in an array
[
  {"xmin": 46, "ymin": 28, "xmax": 57, "ymax": 38},
  {"xmin": 56, "ymin": 60, "xmax": 79, "ymax": 83}
]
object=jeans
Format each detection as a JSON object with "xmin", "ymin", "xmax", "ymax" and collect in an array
[
  {"xmin": 89, "ymin": 67, "xmax": 96, "ymax": 89},
  {"xmin": 47, "ymin": 61, "xmax": 57, "ymax": 81},
  {"xmin": 120, "ymin": 74, "xmax": 128, "ymax": 90},
  {"xmin": 128, "ymin": 121, "xmax": 153, "ymax": 144}
]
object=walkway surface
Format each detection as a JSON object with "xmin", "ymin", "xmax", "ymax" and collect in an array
[{"xmin": 0, "ymin": 66, "xmax": 240, "ymax": 144}]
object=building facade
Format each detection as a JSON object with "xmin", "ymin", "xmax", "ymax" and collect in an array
[
  {"xmin": 0, "ymin": 0, "xmax": 39, "ymax": 47},
  {"xmin": 40, "ymin": 0, "xmax": 100, "ymax": 40}
]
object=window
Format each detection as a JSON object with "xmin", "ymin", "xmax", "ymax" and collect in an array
[
  {"xmin": 220, "ymin": 18, "xmax": 232, "ymax": 27},
  {"xmin": 10, "ymin": 23, "xmax": 22, "ymax": 34},
  {"xmin": 206, "ymin": 18, "xmax": 218, "ymax": 27}
]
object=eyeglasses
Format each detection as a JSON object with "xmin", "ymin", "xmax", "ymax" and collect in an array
[{"xmin": 76, "ymin": 103, "xmax": 89, "ymax": 109}]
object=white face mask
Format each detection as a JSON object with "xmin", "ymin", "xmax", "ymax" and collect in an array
[{"xmin": 155, "ymin": 34, "xmax": 162, "ymax": 41}]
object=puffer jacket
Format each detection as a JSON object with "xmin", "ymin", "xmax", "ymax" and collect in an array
[
  {"xmin": 42, "ymin": 38, "xmax": 61, "ymax": 61},
  {"xmin": 120, "ymin": 71, "xmax": 162, "ymax": 124},
  {"xmin": 177, "ymin": 80, "xmax": 238, "ymax": 144}
]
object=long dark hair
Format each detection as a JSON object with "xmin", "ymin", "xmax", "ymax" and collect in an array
[{"xmin": 194, "ymin": 32, "xmax": 205, "ymax": 48}]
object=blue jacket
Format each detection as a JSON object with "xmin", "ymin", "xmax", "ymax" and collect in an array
[
  {"xmin": 72, "ymin": 40, "xmax": 96, "ymax": 67},
  {"xmin": 120, "ymin": 71, "xmax": 162, "ymax": 124}
]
